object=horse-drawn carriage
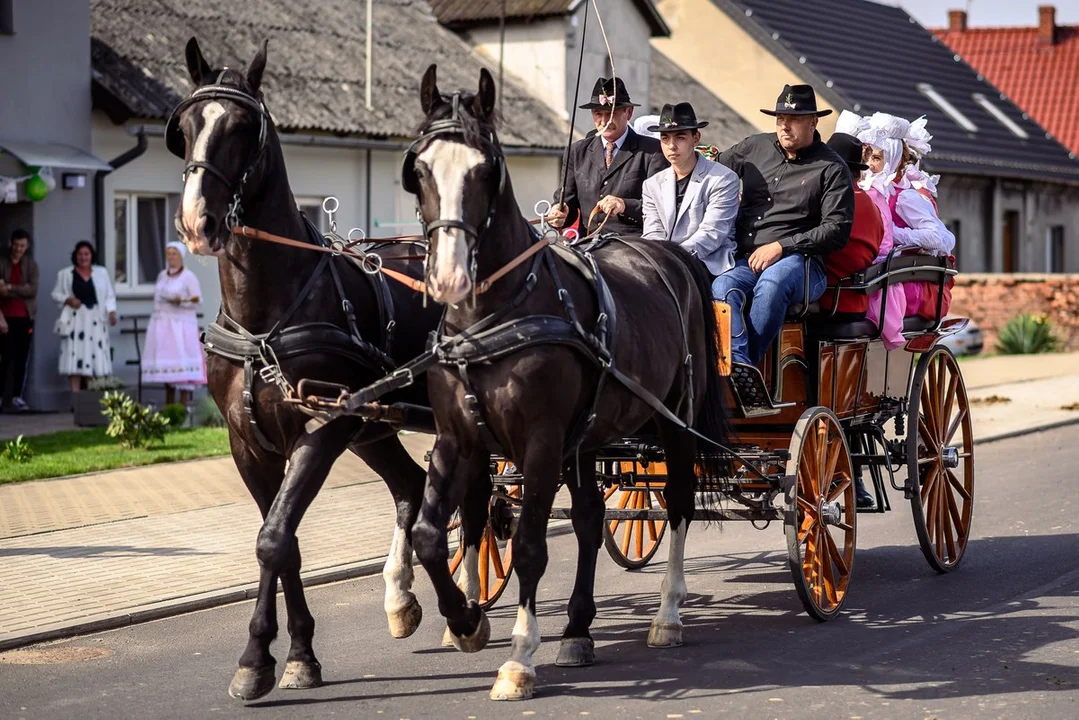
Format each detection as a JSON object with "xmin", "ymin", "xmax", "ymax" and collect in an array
[
  {"xmin": 450, "ymin": 252, "xmax": 973, "ymax": 621},
  {"xmin": 168, "ymin": 38, "xmax": 974, "ymax": 702}
]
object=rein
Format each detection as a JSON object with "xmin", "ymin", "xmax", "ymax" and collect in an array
[{"xmin": 232, "ymin": 224, "xmax": 555, "ymax": 297}]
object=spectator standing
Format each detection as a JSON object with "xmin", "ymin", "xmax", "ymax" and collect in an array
[
  {"xmin": 51, "ymin": 240, "xmax": 116, "ymax": 399},
  {"xmin": 0, "ymin": 229, "xmax": 40, "ymax": 411},
  {"xmin": 142, "ymin": 241, "xmax": 206, "ymax": 405}
]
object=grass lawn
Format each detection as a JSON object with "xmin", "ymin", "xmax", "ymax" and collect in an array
[{"xmin": 0, "ymin": 427, "xmax": 231, "ymax": 484}]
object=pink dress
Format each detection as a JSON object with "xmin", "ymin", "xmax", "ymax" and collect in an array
[
  {"xmin": 142, "ymin": 267, "xmax": 207, "ymax": 388},
  {"xmin": 865, "ymin": 187, "xmax": 952, "ymax": 349}
]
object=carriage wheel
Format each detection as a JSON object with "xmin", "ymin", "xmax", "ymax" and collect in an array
[
  {"xmin": 447, "ymin": 484, "xmax": 519, "ymax": 609},
  {"xmin": 602, "ymin": 469, "xmax": 668, "ymax": 570},
  {"xmin": 784, "ymin": 407, "xmax": 856, "ymax": 621},
  {"xmin": 907, "ymin": 346, "xmax": 974, "ymax": 573}
]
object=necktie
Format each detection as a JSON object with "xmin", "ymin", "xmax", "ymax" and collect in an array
[{"xmin": 604, "ymin": 142, "xmax": 615, "ymax": 168}]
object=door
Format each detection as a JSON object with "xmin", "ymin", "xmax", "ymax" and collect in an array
[{"xmin": 1002, "ymin": 210, "xmax": 1020, "ymax": 272}]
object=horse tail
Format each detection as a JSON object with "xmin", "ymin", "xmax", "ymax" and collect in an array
[{"xmin": 665, "ymin": 245, "xmax": 732, "ymax": 484}]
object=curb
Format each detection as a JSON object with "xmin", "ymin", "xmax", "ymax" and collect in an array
[
  {"xmin": 974, "ymin": 415, "xmax": 1079, "ymax": 446},
  {"xmin": 0, "ymin": 521, "xmax": 574, "ymax": 653}
]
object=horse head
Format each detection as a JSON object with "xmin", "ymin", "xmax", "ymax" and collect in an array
[
  {"xmin": 170, "ymin": 37, "xmax": 273, "ymax": 256},
  {"xmin": 404, "ymin": 64, "xmax": 506, "ymax": 305}
]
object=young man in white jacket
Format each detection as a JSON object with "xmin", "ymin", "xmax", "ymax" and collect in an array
[{"xmin": 641, "ymin": 102, "xmax": 740, "ymax": 278}]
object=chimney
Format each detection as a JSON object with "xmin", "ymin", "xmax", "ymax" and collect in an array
[
  {"xmin": 1038, "ymin": 5, "xmax": 1057, "ymax": 46},
  {"xmin": 948, "ymin": 9, "xmax": 967, "ymax": 32}
]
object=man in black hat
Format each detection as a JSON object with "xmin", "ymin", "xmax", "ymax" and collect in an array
[
  {"xmin": 641, "ymin": 102, "xmax": 739, "ymax": 276},
  {"xmin": 712, "ymin": 83, "xmax": 855, "ymax": 367},
  {"xmin": 547, "ymin": 77, "xmax": 668, "ymax": 236}
]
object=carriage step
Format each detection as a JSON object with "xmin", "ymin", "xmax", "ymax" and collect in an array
[{"xmin": 729, "ymin": 363, "xmax": 794, "ymax": 418}]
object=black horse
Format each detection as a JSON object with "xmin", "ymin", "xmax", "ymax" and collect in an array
[
  {"xmin": 170, "ymin": 38, "xmax": 493, "ymax": 701},
  {"xmin": 403, "ymin": 65, "xmax": 731, "ymax": 701}
]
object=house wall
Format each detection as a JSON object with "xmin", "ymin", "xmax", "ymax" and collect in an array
[
  {"xmin": 0, "ymin": 0, "xmax": 97, "ymax": 411},
  {"xmin": 467, "ymin": 17, "xmax": 569, "ymax": 120},
  {"xmin": 653, "ymin": 0, "xmax": 840, "ymax": 139},
  {"xmin": 89, "ymin": 116, "xmax": 560, "ymax": 404},
  {"xmin": 567, "ymin": 0, "xmax": 655, "ymax": 135}
]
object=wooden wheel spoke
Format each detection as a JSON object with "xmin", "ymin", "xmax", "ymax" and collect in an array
[
  {"xmin": 918, "ymin": 415, "xmax": 936, "ymax": 449},
  {"xmin": 490, "ymin": 539, "xmax": 506, "ymax": 580},
  {"xmin": 819, "ymin": 530, "xmax": 839, "ymax": 607},
  {"xmin": 823, "ymin": 442, "xmax": 842, "ymax": 490},
  {"xmin": 834, "ymin": 521, "xmax": 854, "ymax": 532},
  {"xmin": 920, "ymin": 464, "xmax": 939, "ymax": 505},
  {"xmin": 797, "ymin": 496, "xmax": 818, "ymax": 515},
  {"xmin": 933, "ymin": 479, "xmax": 946, "ymax": 558},
  {"xmin": 798, "ymin": 512, "xmax": 816, "ymax": 544},
  {"xmin": 815, "ymin": 422, "xmax": 830, "ymax": 493},
  {"xmin": 827, "ymin": 476, "xmax": 852, "ymax": 503},
  {"xmin": 603, "ymin": 485, "xmax": 619, "ymax": 501},
  {"xmin": 825, "ymin": 529, "xmax": 850, "ymax": 577},
  {"xmin": 479, "ymin": 531, "xmax": 492, "ymax": 601},
  {"xmin": 942, "ymin": 372, "xmax": 959, "ymax": 434},
  {"xmin": 647, "ymin": 520, "xmax": 658, "ymax": 541},
  {"xmin": 945, "ymin": 468, "xmax": 972, "ymax": 503},
  {"xmin": 945, "ymin": 408, "xmax": 968, "ymax": 445},
  {"xmin": 634, "ymin": 490, "xmax": 645, "ymax": 559},
  {"xmin": 943, "ymin": 484, "xmax": 961, "ymax": 559}
]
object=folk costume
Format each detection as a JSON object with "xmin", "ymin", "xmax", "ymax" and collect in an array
[
  {"xmin": 857, "ymin": 113, "xmax": 955, "ymax": 349},
  {"xmin": 142, "ymin": 242, "xmax": 206, "ymax": 389},
  {"xmin": 51, "ymin": 263, "xmax": 116, "ymax": 378}
]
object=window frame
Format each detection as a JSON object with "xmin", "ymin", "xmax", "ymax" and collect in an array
[
  {"xmin": 971, "ymin": 93, "xmax": 1030, "ymax": 139},
  {"xmin": 295, "ymin": 197, "xmax": 332, "ymax": 235},
  {"xmin": 112, "ymin": 191, "xmax": 171, "ymax": 295},
  {"xmin": 917, "ymin": 83, "xmax": 979, "ymax": 133}
]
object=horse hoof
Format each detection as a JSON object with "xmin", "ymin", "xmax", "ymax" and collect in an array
[
  {"xmin": 489, "ymin": 661, "xmax": 536, "ymax": 701},
  {"xmin": 450, "ymin": 610, "xmax": 491, "ymax": 654},
  {"xmin": 441, "ymin": 625, "xmax": 455, "ymax": 648},
  {"xmin": 228, "ymin": 665, "xmax": 277, "ymax": 701},
  {"xmin": 387, "ymin": 597, "xmax": 423, "ymax": 639},
  {"xmin": 647, "ymin": 621, "xmax": 684, "ymax": 648},
  {"xmin": 278, "ymin": 660, "xmax": 323, "ymax": 690},
  {"xmin": 555, "ymin": 637, "xmax": 595, "ymax": 667}
]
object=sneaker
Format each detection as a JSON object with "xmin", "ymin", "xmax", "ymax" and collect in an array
[{"xmin": 11, "ymin": 397, "xmax": 30, "ymax": 412}]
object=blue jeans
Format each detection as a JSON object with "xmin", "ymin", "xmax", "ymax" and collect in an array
[{"xmin": 711, "ymin": 255, "xmax": 827, "ymax": 365}]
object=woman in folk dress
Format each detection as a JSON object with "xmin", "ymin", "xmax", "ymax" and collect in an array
[
  {"xmin": 142, "ymin": 241, "xmax": 206, "ymax": 405},
  {"xmin": 51, "ymin": 240, "xmax": 117, "ymax": 396}
]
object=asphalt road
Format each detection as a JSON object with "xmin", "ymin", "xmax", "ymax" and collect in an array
[{"xmin": 2, "ymin": 427, "xmax": 1078, "ymax": 720}]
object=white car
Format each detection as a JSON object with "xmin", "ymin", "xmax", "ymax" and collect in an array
[{"xmin": 936, "ymin": 317, "xmax": 984, "ymax": 357}]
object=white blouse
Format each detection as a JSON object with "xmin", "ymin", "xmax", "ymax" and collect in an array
[{"xmin": 893, "ymin": 190, "xmax": 955, "ymax": 257}]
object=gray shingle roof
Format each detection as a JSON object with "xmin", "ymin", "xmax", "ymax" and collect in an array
[
  {"xmin": 430, "ymin": 0, "xmax": 670, "ymax": 37},
  {"xmin": 649, "ymin": 48, "xmax": 756, "ymax": 149},
  {"xmin": 715, "ymin": 0, "xmax": 1079, "ymax": 182},
  {"xmin": 90, "ymin": 0, "xmax": 569, "ymax": 148}
]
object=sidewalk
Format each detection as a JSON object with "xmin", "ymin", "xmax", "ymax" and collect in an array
[{"xmin": 1, "ymin": 353, "xmax": 1077, "ymax": 652}]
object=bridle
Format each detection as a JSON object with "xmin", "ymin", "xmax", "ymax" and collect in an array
[
  {"xmin": 166, "ymin": 69, "xmax": 271, "ymax": 233},
  {"xmin": 401, "ymin": 92, "xmax": 507, "ymax": 293}
]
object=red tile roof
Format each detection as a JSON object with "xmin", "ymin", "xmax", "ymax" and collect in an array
[{"xmin": 934, "ymin": 24, "xmax": 1079, "ymax": 156}]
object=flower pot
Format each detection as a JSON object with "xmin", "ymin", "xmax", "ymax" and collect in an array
[{"xmin": 73, "ymin": 390, "xmax": 109, "ymax": 427}]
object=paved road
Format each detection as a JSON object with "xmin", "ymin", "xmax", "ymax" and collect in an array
[{"xmin": 2, "ymin": 427, "xmax": 1077, "ymax": 719}]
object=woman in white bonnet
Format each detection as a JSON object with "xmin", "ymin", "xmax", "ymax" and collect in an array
[{"xmin": 142, "ymin": 241, "xmax": 206, "ymax": 406}]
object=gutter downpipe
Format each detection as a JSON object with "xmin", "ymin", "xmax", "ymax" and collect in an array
[{"xmin": 94, "ymin": 129, "xmax": 148, "ymax": 257}]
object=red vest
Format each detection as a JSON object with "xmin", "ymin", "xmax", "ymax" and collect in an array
[{"xmin": 820, "ymin": 187, "xmax": 884, "ymax": 315}]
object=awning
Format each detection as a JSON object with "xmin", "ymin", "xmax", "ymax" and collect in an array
[{"xmin": 0, "ymin": 139, "xmax": 113, "ymax": 172}]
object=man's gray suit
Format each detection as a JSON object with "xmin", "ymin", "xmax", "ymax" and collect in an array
[{"xmin": 641, "ymin": 155, "xmax": 741, "ymax": 276}]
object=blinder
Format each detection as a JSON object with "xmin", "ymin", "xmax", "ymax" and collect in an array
[{"xmin": 165, "ymin": 75, "xmax": 269, "ymax": 164}]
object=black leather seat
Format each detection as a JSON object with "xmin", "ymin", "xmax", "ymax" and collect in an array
[{"xmin": 902, "ymin": 316, "xmax": 937, "ymax": 333}]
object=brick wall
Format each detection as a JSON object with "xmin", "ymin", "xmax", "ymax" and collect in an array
[{"xmin": 950, "ymin": 274, "xmax": 1079, "ymax": 350}]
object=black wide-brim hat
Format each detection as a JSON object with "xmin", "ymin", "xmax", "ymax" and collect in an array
[
  {"xmin": 647, "ymin": 102, "xmax": 709, "ymax": 133},
  {"xmin": 579, "ymin": 76, "xmax": 640, "ymax": 109},
  {"xmin": 826, "ymin": 132, "xmax": 869, "ymax": 172},
  {"xmin": 761, "ymin": 83, "xmax": 832, "ymax": 117}
]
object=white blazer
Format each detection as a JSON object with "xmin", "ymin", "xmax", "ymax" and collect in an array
[
  {"xmin": 51, "ymin": 265, "xmax": 117, "ymax": 316},
  {"xmin": 641, "ymin": 155, "xmax": 740, "ymax": 276}
]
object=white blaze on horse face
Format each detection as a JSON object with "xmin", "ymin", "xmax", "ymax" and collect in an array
[
  {"xmin": 180, "ymin": 102, "xmax": 228, "ymax": 255},
  {"xmin": 418, "ymin": 140, "xmax": 485, "ymax": 304}
]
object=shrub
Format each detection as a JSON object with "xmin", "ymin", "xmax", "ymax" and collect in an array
[
  {"xmin": 995, "ymin": 313, "xmax": 1061, "ymax": 355},
  {"xmin": 1, "ymin": 435, "xmax": 34, "ymax": 463},
  {"xmin": 100, "ymin": 391, "xmax": 170, "ymax": 448},
  {"xmin": 160, "ymin": 403, "xmax": 189, "ymax": 429},
  {"xmin": 193, "ymin": 396, "xmax": 226, "ymax": 428},
  {"xmin": 87, "ymin": 376, "xmax": 126, "ymax": 391}
]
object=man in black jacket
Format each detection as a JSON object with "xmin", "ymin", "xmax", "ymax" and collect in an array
[
  {"xmin": 713, "ymin": 84, "xmax": 854, "ymax": 366},
  {"xmin": 547, "ymin": 77, "xmax": 668, "ymax": 237}
]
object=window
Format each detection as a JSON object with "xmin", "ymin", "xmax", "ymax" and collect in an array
[
  {"xmin": 972, "ymin": 93, "xmax": 1029, "ymax": 139},
  {"xmin": 296, "ymin": 198, "xmax": 330, "ymax": 234},
  {"xmin": 1, "ymin": 1, "xmax": 13, "ymax": 34},
  {"xmin": 114, "ymin": 193, "xmax": 170, "ymax": 289},
  {"xmin": 1048, "ymin": 226, "xmax": 1065, "ymax": 273},
  {"xmin": 917, "ymin": 83, "xmax": 979, "ymax": 133}
]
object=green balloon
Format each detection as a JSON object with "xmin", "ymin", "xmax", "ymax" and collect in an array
[{"xmin": 25, "ymin": 174, "xmax": 48, "ymax": 202}]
